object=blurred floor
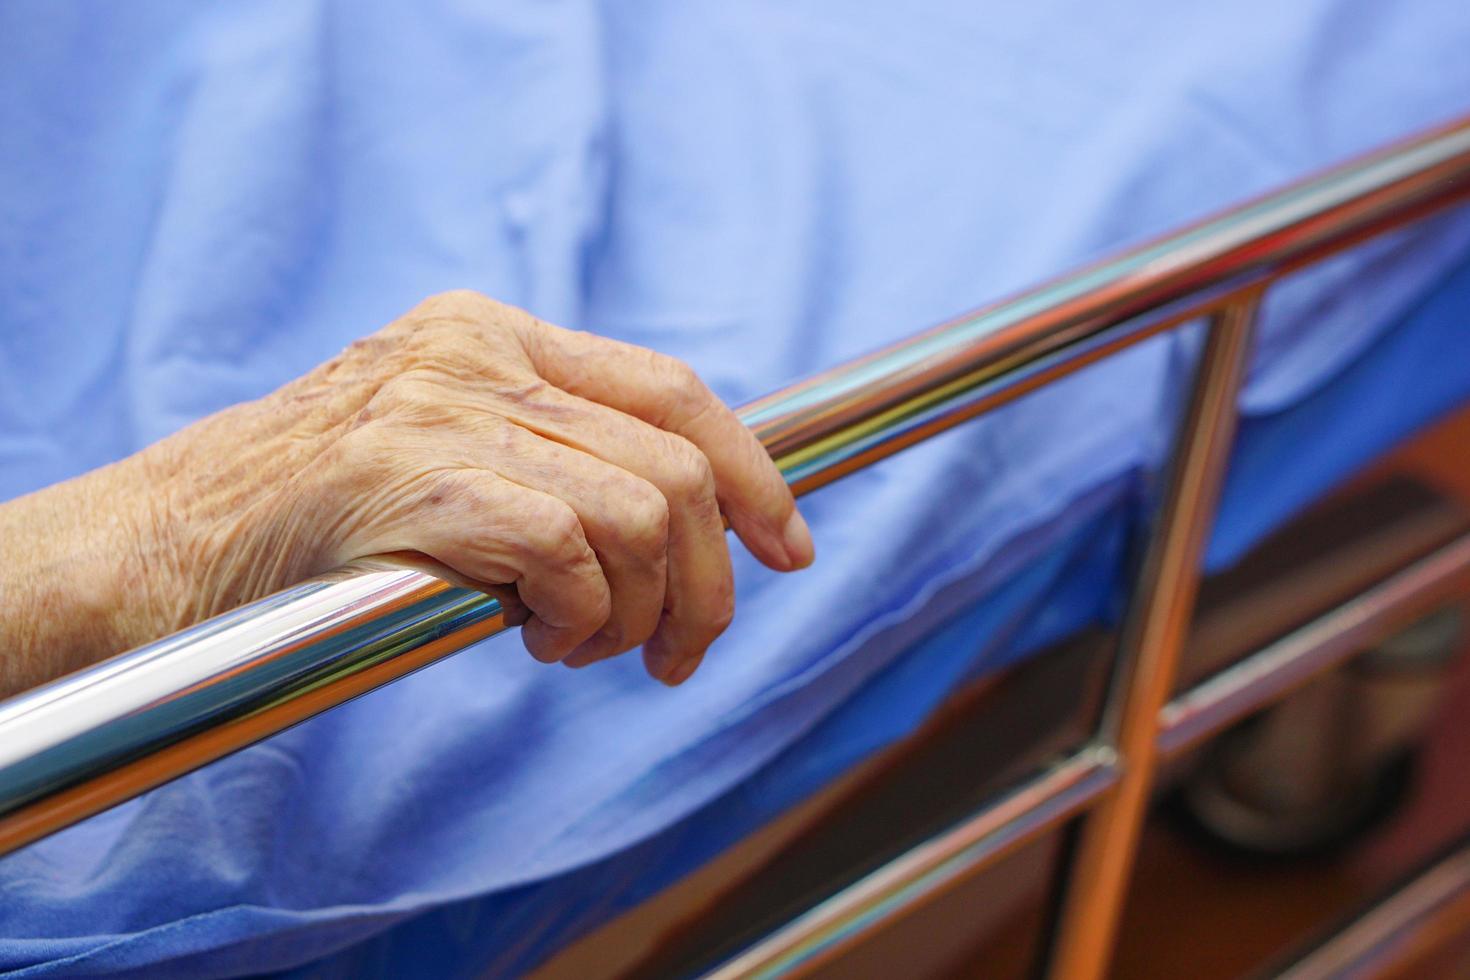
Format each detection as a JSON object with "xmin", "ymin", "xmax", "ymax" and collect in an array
[{"xmin": 1109, "ymin": 406, "xmax": 1470, "ymax": 979}]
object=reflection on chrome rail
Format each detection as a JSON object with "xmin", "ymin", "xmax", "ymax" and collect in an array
[
  {"xmin": 2, "ymin": 115, "xmax": 1469, "ymax": 861},
  {"xmin": 0, "ymin": 563, "xmax": 508, "ymax": 854}
]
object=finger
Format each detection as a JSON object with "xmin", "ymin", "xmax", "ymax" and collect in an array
[
  {"xmin": 637, "ymin": 435, "xmax": 733, "ymax": 684},
  {"xmin": 368, "ymin": 550, "xmax": 532, "ymax": 626},
  {"xmin": 455, "ymin": 418, "xmax": 670, "ymax": 669},
  {"xmin": 351, "ymin": 468, "xmax": 611, "ymax": 663},
  {"xmin": 510, "ymin": 317, "xmax": 814, "ymax": 572},
  {"xmin": 481, "ymin": 387, "xmax": 736, "ymax": 683}
]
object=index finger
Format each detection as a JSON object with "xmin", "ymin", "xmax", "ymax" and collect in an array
[{"xmin": 514, "ymin": 318, "xmax": 814, "ymax": 572}]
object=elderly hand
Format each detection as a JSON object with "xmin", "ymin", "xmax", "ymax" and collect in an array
[{"xmin": 0, "ymin": 292, "xmax": 812, "ymax": 696}]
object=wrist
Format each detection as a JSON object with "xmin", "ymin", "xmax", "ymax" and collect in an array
[{"xmin": 0, "ymin": 453, "xmax": 187, "ymax": 696}]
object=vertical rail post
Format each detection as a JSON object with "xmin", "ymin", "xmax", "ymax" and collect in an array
[{"xmin": 1046, "ymin": 295, "xmax": 1261, "ymax": 979}]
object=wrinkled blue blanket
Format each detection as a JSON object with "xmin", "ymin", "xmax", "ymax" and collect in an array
[{"xmin": 1, "ymin": 2, "xmax": 1468, "ymax": 977}]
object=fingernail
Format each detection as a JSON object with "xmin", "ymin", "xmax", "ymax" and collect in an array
[{"xmin": 782, "ymin": 509, "xmax": 814, "ymax": 569}]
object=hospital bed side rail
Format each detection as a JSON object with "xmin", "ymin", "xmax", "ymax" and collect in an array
[{"xmin": 1, "ymin": 113, "xmax": 1469, "ymax": 980}]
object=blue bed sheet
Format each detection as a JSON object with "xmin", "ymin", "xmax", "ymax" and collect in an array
[
  {"xmin": 297, "ymin": 257, "xmax": 1470, "ymax": 980},
  {"xmin": 1, "ymin": 2, "xmax": 1468, "ymax": 977}
]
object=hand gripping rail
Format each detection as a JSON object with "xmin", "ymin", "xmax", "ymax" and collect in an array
[{"xmin": 2, "ymin": 116, "xmax": 1469, "ymax": 863}]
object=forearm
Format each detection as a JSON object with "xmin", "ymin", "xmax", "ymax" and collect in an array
[
  {"xmin": 0, "ymin": 458, "xmax": 184, "ymax": 698},
  {"xmin": 0, "ymin": 395, "xmax": 344, "ymax": 700}
]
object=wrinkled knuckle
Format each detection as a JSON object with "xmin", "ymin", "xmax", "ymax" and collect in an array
[
  {"xmin": 333, "ymin": 419, "xmax": 393, "ymax": 470},
  {"xmin": 366, "ymin": 374, "xmax": 420, "ymax": 412},
  {"xmin": 435, "ymin": 288, "xmax": 487, "ymax": 306},
  {"xmin": 400, "ymin": 291, "xmax": 524, "ymax": 356},
  {"xmin": 529, "ymin": 501, "xmax": 591, "ymax": 566},
  {"xmin": 663, "ymin": 437, "xmax": 716, "ymax": 501},
  {"xmin": 341, "ymin": 331, "xmax": 394, "ymax": 363},
  {"xmin": 367, "ymin": 373, "xmax": 451, "ymax": 426},
  {"xmin": 666, "ymin": 356, "xmax": 712, "ymax": 407},
  {"xmin": 414, "ymin": 289, "xmax": 492, "ymax": 319},
  {"xmin": 558, "ymin": 567, "xmax": 612, "ymax": 632},
  {"xmin": 655, "ymin": 352, "xmax": 700, "ymax": 390},
  {"xmin": 618, "ymin": 481, "xmax": 670, "ymax": 558},
  {"xmin": 491, "ymin": 374, "xmax": 555, "ymax": 408}
]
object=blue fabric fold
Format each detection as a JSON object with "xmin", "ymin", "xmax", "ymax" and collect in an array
[{"xmin": 1, "ymin": 1, "xmax": 1468, "ymax": 976}]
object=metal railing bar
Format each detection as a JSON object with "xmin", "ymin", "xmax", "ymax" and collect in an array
[
  {"xmin": 1159, "ymin": 531, "xmax": 1470, "ymax": 760},
  {"xmin": 0, "ymin": 287, "xmax": 1257, "ymax": 860},
  {"xmin": 707, "ymin": 511, "xmax": 1470, "ymax": 979},
  {"xmin": 1045, "ymin": 295, "xmax": 1262, "ymax": 979},
  {"xmin": 700, "ymin": 747, "xmax": 1119, "ymax": 980},
  {"xmin": 769, "ymin": 276, "xmax": 1267, "ymax": 494},
  {"xmin": 744, "ymin": 118, "xmax": 1470, "ymax": 487},
  {"xmin": 1276, "ymin": 835, "xmax": 1470, "ymax": 980},
  {"xmin": 0, "ymin": 116, "xmax": 1467, "ymax": 863},
  {"xmin": 0, "ymin": 561, "xmax": 507, "ymax": 855},
  {"xmin": 695, "ymin": 495, "xmax": 1470, "ymax": 978}
]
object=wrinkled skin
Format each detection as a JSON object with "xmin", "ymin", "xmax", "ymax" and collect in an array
[{"xmin": 0, "ymin": 291, "xmax": 812, "ymax": 698}]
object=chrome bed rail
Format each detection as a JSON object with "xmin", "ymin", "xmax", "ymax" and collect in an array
[
  {"xmin": 1276, "ymin": 832, "xmax": 1470, "ymax": 979},
  {"xmin": 2, "ymin": 115, "xmax": 1470, "ymax": 979}
]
